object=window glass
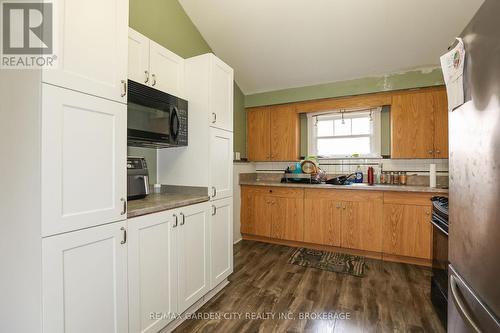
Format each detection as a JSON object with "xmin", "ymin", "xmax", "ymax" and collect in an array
[
  {"xmin": 334, "ymin": 118, "xmax": 351, "ymax": 136},
  {"xmin": 317, "ymin": 119, "xmax": 333, "ymax": 137},
  {"xmin": 317, "ymin": 137, "xmax": 371, "ymax": 156},
  {"xmin": 352, "ymin": 117, "xmax": 371, "ymax": 135}
]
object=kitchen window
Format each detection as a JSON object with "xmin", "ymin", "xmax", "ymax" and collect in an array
[{"xmin": 307, "ymin": 108, "xmax": 382, "ymax": 158}]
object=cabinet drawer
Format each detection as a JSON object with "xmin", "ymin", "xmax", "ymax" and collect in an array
[
  {"xmin": 383, "ymin": 192, "xmax": 436, "ymax": 206},
  {"xmin": 242, "ymin": 185, "xmax": 304, "ymax": 198}
]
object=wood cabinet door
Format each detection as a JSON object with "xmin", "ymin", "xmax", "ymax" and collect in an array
[
  {"xmin": 128, "ymin": 28, "xmax": 150, "ymax": 85},
  {"xmin": 42, "ymin": 222, "xmax": 128, "ymax": 333},
  {"xmin": 128, "ymin": 212, "xmax": 177, "ymax": 333},
  {"xmin": 209, "ymin": 56, "xmax": 234, "ymax": 131},
  {"xmin": 209, "ymin": 128, "xmax": 233, "ymax": 200},
  {"xmin": 270, "ymin": 105, "xmax": 300, "ymax": 161},
  {"xmin": 383, "ymin": 204, "xmax": 432, "ymax": 259},
  {"xmin": 240, "ymin": 187, "xmax": 271, "ymax": 237},
  {"xmin": 247, "ymin": 107, "xmax": 271, "ymax": 161},
  {"xmin": 391, "ymin": 91, "xmax": 435, "ymax": 158},
  {"xmin": 149, "ymin": 40, "xmax": 185, "ymax": 97},
  {"xmin": 269, "ymin": 193, "xmax": 304, "ymax": 242},
  {"xmin": 209, "ymin": 198, "xmax": 233, "ymax": 288},
  {"xmin": 304, "ymin": 192, "xmax": 342, "ymax": 247},
  {"xmin": 41, "ymin": 84, "xmax": 127, "ymax": 237},
  {"xmin": 43, "ymin": 0, "xmax": 128, "ymax": 103},
  {"xmin": 432, "ymin": 89, "xmax": 449, "ymax": 158},
  {"xmin": 177, "ymin": 203, "xmax": 210, "ymax": 313},
  {"xmin": 340, "ymin": 193, "xmax": 383, "ymax": 252}
]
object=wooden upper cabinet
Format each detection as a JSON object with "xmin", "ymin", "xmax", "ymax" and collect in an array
[
  {"xmin": 432, "ymin": 89, "xmax": 449, "ymax": 158},
  {"xmin": 270, "ymin": 105, "xmax": 300, "ymax": 161},
  {"xmin": 246, "ymin": 105, "xmax": 300, "ymax": 161},
  {"xmin": 247, "ymin": 107, "xmax": 271, "ymax": 161},
  {"xmin": 391, "ymin": 87, "xmax": 448, "ymax": 159}
]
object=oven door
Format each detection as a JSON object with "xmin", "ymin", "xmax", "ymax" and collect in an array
[{"xmin": 431, "ymin": 212, "xmax": 449, "ymax": 327}]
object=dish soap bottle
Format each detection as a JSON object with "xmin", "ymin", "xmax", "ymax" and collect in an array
[{"xmin": 355, "ymin": 165, "xmax": 363, "ymax": 183}]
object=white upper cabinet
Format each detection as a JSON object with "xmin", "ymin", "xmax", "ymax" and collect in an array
[
  {"xmin": 209, "ymin": 127, "xmax": 233, "ymax": 200},
  {"xmin": 42, "ymin": 221, "xmax": 128, "ymax": 333},
  {"xmin": 210, "ymin": 198, "xmax": 233, "ymax": 288},
  {"xmin": 128, "ymin": 28, "xmax": 150, "ymax": 85},
  {"xmin": 43, "ymin": 0, "xmax": 128, "ymax": 103},
  {"xmin": 185, "ymin": 53, "xmax": 234, "ymax": 132},
  {"xmin": 149, "ymin": 40, "xmax": 185, "ymax": 98},
  {"xmin": 41, "ymin": 84, "xmax": 127, "ymax": 237},
  {"xmin": 209, "ymin": 56, "xmax": 234, "ymax": 131},
  {"xmin": 128, "ymin": 212, "xmax": 178, "ymax": 333},
  {"xmin": 177, "ymin": 203, "xmax": 210, "ymax": 313},
  {"xmin": 128, "ymin": 28, "xmax": 185, "ymax": 97}
]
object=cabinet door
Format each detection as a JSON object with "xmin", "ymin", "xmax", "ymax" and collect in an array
[
  {"xmin": 383, "ymin": 204, "xmax": 432, "ymax": 259},
  {"xmin": 432, "ymin": 89, "xmax": 449, "ymax": 158},
  {"xmin": 269, "ymin": 189, "xmax": 304, "ymax": 242},
  {"xmin": 149, "ymin": 40, "xmax": 185, "ymax": 97},
  {"xmin": 270, "ymin": 104, "xmax": 300, "ymax": 161},
  {"xmin": 210, "ymin": 198, "xmax": 233, "ymax": 288},
  {"xmin": 341, "ymin": 196, "xmax": 383, "ymax": 252},
  {"xmin": 304, "ymin": 191, "xmax": 342, "ymax": 247},
  {"xmin": 209, "ymin": 56, "xmax": 234, "ymax": 131},
  {"xmin": 391, "ymin": 91, "xmax": 435, "ymax": 158},
  {"xmin": 247, "ymin": 107, "xmax": 271, "ymax": 161},
  {"xmin": 240, "ymin": 187, "xmax": 271, "ymax": 237},
  {"xmin": 177, "ymin": 203, "xmax": 210, "ymax": 312},
  {"xmin": 43, "ymin": 0, "xmax": 128, "ymax": 103},
  {"xmin": 128, "ymin": 212, "xmax": 177, "ymax": 333},
  {"xmin": 209, "ymin": 128, "xmax": 233, "ymax": 200},
  {"xmin": 42, "ymin": 222, "xmax": 128, "ymax": 333},
  {"xmin": 41, "ymin": 84, "xmax": 127, "ymax": 237},
  {"xmin": 128, "ymin": 28, "xmax": 150, "ymax": 85}
]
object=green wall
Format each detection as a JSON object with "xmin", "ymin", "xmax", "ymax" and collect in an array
[
  {"xmin": 245, "ymin": 68, "xmax": 444, "ymax": 107},
  {"xmin": 128, "ymin": 0, "xmax": 247, "ymax": 169}
]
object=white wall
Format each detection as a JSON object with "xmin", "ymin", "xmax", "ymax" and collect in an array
[{"xmin": 232, "ymin": 162, "xmax": 256, "ymax": 243}]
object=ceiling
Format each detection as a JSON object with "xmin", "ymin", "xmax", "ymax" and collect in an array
[{"xmin": 179, "ymin": 0, "xmax": 484, "ymax": 95}]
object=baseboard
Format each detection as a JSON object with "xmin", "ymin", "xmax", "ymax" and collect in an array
[
  {"xmin": 233, "ymin": 237, "xmax": 242, "ymax": 245},
  {"xmin": 160, "ymin": 279, "xmax": 230, "ymax": 332},
  {"xmin": 241, "ymin": 234, "xmax": 431, "ymax": 267}
]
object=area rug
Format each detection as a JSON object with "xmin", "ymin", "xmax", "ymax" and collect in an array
[{"xmin": 288, "ymin": 248, "xmax": 366, "ymax": 277}]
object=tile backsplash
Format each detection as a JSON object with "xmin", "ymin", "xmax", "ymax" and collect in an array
[{"xmin": 254, "ymin": 158, "xmax": 449, "ymax": 176}]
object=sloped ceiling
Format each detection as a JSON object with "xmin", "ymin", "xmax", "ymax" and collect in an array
[{"xmin": 179, "ymin": 0, "xmax": 483, "ymax": 94}]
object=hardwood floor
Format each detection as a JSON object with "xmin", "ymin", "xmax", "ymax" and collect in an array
[{"xmin": 173, "ymin": 240, "xmax": 445, "ymax": 333}]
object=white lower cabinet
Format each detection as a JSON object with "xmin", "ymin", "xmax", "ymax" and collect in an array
[
  {"xmin": 128, "ymin": 212, "xmax": 178, "ymax": 333},
  {"xmin": 42, "ymin": 221, "xmax": 128, "ymax": 333},
  {"xmin": 210, "ymin": 198, "xmax": 233, "ymax": 288},
  {"xmin": 177, "ymin": 203, "xmax": 211, "ymax": 313}
]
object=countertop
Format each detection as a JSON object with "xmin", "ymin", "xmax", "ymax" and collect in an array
[
  {"xmin": 127, "ymin": 186, "xmax": 210, "ymax": 218},
  {"xmin": 239, "ymin": 180, "xmax": 449, "ymax": 194}
]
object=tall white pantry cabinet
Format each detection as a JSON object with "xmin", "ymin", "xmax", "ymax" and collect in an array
[{"xmin": 1, "ymin": 0, "xmax": 129, "ymax": 331}]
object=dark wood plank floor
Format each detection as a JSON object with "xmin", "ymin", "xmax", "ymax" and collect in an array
[{"xmin": 173, "ymin": 240, "xmax": 445, "ymax": 333}]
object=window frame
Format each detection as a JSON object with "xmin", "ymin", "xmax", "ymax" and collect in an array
[{"xmin": 307, "ymin": 108, "xmax": 382, "ymax": 158}]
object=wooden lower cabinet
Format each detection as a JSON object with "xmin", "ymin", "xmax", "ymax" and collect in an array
[
  {"xmin": 241, "ymin": 186, "xmax": 436, "ymax": 265},
  {"xmin": 383, "ymin": 203, "xmax": 432, "ymax": 260},
  {"xmin": 241, "ymin": 186, "xmax": 304, "ymax": 241}
]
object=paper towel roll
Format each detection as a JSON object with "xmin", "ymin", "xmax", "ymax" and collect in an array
[{"xmin": 430, "ymin": 164, "xmax": 437, "ymax": 188}]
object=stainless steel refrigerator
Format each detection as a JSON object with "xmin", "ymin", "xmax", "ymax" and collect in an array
[{"xmin": 448, "ymin": 0, "xmax": 500, "ymax": 332}]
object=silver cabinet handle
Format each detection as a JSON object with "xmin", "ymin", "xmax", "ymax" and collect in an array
[
  {"xmin": 151, "ymin": 73, "xmax": 157, "ymax": 86},
  {"xmin": 173, "ymin": 214, "xmax": 178, "ymax": 228},
  {"xmin": 144, "ymin": 70, "xmax": 149, "ymax": 84},
  {"xmin": 212, "ymin": 112, "xmax": 217, "ymax": 124},
  {"xmin": 212, "ymin": 205, "xmax": 217, "ymax": 216},
  {"xmin": 211, "ymin": 186, "xmax": 217, "ymax": 198},
  {"xmin": 428, "ymin": 150, "xmax": 434, "ymax": 155},
  {"xmin": 180, "ymin": 213, "xmax": 185, "ymax": 226},
  {"xmin": 120, "ymin": 227, "xmax": 127, "ymax": 244},
  {"xmin": 450, "ymin": 275, "xmax": 482, "ymax": 333},
  {"xmin": 120, "ymin": 80, "xmax": 127, "ymax": 97},
  {"xmin": 435, "ymin": 149, "xmax": 441, "ymax": 154},
  {"xmin": 120, "ymin": 197, "xmax": 127, "ymax": 215}
]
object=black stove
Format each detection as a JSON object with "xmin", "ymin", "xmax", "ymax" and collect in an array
[{"xmin": 430, "ymin": 196, "xmax": 449, "ymax": 329}]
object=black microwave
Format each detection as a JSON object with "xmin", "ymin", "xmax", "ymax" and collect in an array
[{"xmin": 127, "ymin": 80, "xmax": 188, "ymax": 148}]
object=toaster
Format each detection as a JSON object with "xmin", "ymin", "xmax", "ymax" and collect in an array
[{"xmin": 127, "ymin": 157, "xmax": 150, "ymax": 200}]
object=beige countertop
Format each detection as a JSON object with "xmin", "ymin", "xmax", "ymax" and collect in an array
[
  {"xmin": 239, "ymin": 180, "xmax": 449, "ymax": 194},
  {"xmin": 127, "ymin": 186, "xmax": 210, "ymax": 218}
]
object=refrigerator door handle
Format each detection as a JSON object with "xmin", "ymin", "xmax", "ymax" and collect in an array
[{"xmin": 450, "ymin": 275, "xmax": 482, "ymax": 333}]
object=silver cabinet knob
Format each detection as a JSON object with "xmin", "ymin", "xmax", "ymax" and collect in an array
[{"xmin": 428, "ymin": 150, "xmax": 434, "ymax": 155}]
